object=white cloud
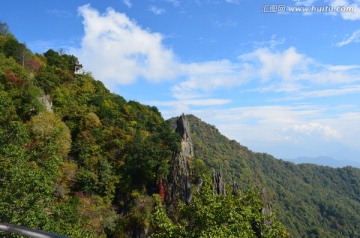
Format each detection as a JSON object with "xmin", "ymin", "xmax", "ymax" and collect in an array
[
  {"xmin": 239, "ymin": 47, "xmax": 360, "ymax": 86},
  {"xmin": 336, "ymin": 29, "xmax": 360, "ymax": 46},
  {"xmin": 287, "ymin": 122, "xmax": 341, "ymax": 140},
  {"xmin": 149, "ymin": 6, "xmax": 166, "ymax": 15},
  {"xmin": 72, "ymin": 5, "xmax": 179, "ymax": 87},
  {"xmin": 240, "ymin": 47, "xmax": 309, "ymax": 81},
  {"xmin": 170, "ymin": 46, "xmax": 360, "ymax": 101},
  {"xmin": 72, "ymin": 5, "xmax": 254, "ymax": 94},
  {"xmin": 123, "ymin": 0, "xmax": 132, "ymax": 8}
]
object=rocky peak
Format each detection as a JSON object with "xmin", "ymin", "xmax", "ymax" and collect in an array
[{"xmin": 176, "ymin": 113, "xmax": 194, "ymax": 158}]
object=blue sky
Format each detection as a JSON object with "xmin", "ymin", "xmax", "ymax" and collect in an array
[{"xmin": 1, "ymin": 0, "xmax": 360, "ymax": 166}]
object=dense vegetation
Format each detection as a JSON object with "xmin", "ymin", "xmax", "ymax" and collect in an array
[
  {"xmin": 0, "ymin": 22, "xmax": 288, "ymax": 237},
  {"xmin": 171, "ymin": 115, "xmax": 360, "ymax": 237}
]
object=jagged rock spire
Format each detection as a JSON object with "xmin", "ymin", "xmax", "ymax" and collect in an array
[{"xmin": 166, "ymin": 114, "xmax": 193, "ymax": 205}]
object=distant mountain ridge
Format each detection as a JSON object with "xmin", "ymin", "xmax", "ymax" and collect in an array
[
  {"xmin": 287, "ymin": 156, "xmax": 360, "ymax": 168},
  {"xmin": 169, "ymin": 114, "xmax": 360, "ymax": 237}
]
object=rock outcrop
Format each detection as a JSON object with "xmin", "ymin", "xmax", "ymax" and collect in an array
[
  {"xmin": 213, "ymin": 169, "xmax": 226, "ymax": 195},
  {"xmin": 166, "ymin": 114, "xmax": 193, "ymax": 205},
  {"xmin": 38, "ymin": 95, "xmax": 53, "ymax": 112}
]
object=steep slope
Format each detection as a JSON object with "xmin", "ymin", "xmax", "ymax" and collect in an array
[
  {"xmin": 169, "ymin": 115, "xmax": 360, "ymax": 238},
  {"xmin": 0, "ymin": 26, "xmax": 181, "ymax": 237}
]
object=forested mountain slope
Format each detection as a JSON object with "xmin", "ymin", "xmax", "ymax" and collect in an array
[
  {"xmin": 0, "ymin": 23, "xmax": 181, "ymax": 237},
  {"xmin": 169, "ymin": 115, "xmax": 360, "ymax": 237}
]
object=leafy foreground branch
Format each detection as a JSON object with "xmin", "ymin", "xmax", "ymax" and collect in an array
[{"xmin": 150, "ymin": 178, "xmax": 289, "ymax": 238}]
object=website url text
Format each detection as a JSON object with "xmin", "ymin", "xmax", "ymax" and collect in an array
[{"xmin": 262, "ymin": 5, "xmax": 355, "ymax": 13}]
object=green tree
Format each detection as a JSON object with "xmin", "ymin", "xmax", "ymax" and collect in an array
[
  {"xmin": 34, "ymin": 66, "xmax": 61, "ymax": 94},
  {"xmin": 0, "ymin": 88, "xmax": 18, "ymax": 124},
  {"xmin": 3, "ymin": 38, "xmax": 31, "ymax": 67},
  {"xmin": 44, "ymin": 49, "xmax": 78, "ymax": 72},
  {"xmin": 120, "ymin": 130, "xmax": 171, "ymax": 192},
  {"xmin": 27, "ymin": 111, "xmax": 71, "ymax": 162},
  {"xmin": 151, "ymin": 178, "xmax": 289, "ymax": 238},
  {"xmin": 0, "ymin": 22, "xmax": 11, "ymax": 36}
]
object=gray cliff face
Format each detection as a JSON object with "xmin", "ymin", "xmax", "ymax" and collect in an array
[
  {"xmin": 176, "ymin": 114, "xmax": 194, "ymax": 158},
  {"xmin": 166, "ymin": 114, "xmax": 193, "ymax": 205}
]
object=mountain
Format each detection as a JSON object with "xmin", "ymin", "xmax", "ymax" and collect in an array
[
  {"xmin": 0, "ymin": 23, "xmax": 288, "ymax": 237},
  {"xmin": 168, "ymin": 115, "xmax": 360, "ymax": 238},
  {"xmin": 288, "ymin": 156, "xmax": 360, "ymax": 168}
]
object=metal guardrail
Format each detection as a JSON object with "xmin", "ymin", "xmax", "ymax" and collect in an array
[{"xmin": 0, "ymin": 223, "xmax": 68, "ymax": 238}]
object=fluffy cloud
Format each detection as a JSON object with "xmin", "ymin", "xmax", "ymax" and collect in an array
[
  {"xmin": 72, "ymin": 5, "xmax": 179, "ymax": 87},
  {"xmin": 240, "ymin": 47, "xmax": 309, "ymax": 81},
  {"xmin": 239, "ymin": 47, "xmax": 360, "ymax": 85}
]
